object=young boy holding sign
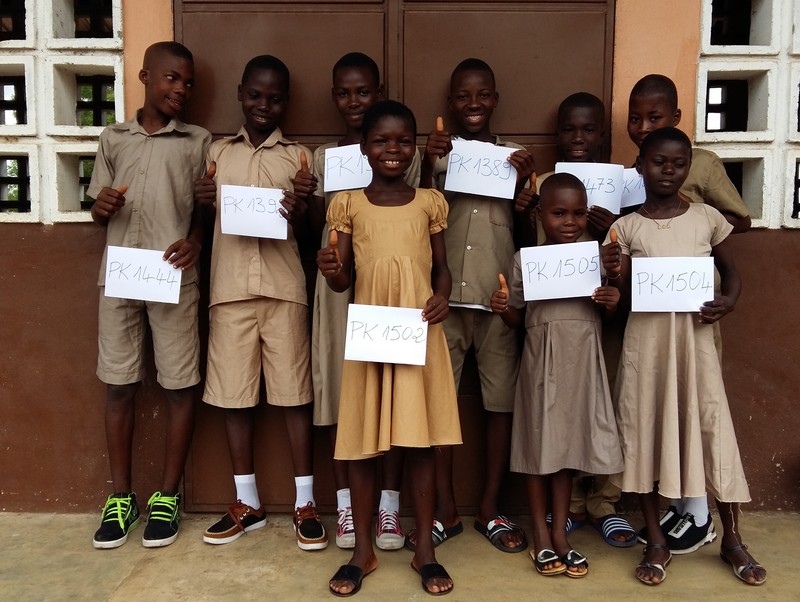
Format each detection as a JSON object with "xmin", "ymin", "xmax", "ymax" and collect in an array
[
  {"xmin": 413, "ymin": 58, "xmax": 535, "ymax": 554},
  {"xmin": 193, "ymin": 55, "xmax": 327, "ymax": 551},
  {"xmin": 310, "ymin": 52, "xmax": 420, "ymax": 550},
  {"xmin": 88, "ymin": 42, "xmax": 211, "ymax": 549},
  {"xmin": 491, "ymin": 172, "xmax": 623, "ymax": 578},
  {"xmin": 605, "ymin": 127, "xmax": 764, "ymax": 587}
]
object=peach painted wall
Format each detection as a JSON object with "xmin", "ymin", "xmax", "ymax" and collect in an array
[
  {"xmin": 122, "ymin": 0, "xmax": 173, "ymax": 119},
  {"xmin": 610, "ymin": 0, "xmax": 702, "ymax": 164}
]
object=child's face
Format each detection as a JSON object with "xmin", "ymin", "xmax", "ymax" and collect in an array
[
  {"xmin": 627, "ymin": 93, "xmax": 681, "ymax": 148},
  {"xmin": 448, "ymin": 69, "xmax": 498, "ymax": 138},
  {"xmin": 332, "ymin": 66, "xmax": 382, "ymax": 131},
  {"xmin": 238, "ymin": 68, "xmax": 289, "ymax": 138},
  {"xmin": 636, "ymin": 139, "xmax": 691, "ymax": 198},
  {"xmin": 556, "ymin": 106, "xmax": 604, "ymax": 162},
  {"xmin": 139, "ymin": 54, "xmax": 195, "ymax": 119},
  {"xmin": 361, "ymin": 115, "xmax": 416, "ymax": 179},
  {"xmin": 537, "ymin": 187, "xmax": 588, "ymax": 244}
]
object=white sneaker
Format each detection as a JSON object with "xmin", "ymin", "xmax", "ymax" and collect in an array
[
  {"xmin": 336, "ymin": 506, "xmax": 355, "ymax": 549},
  {"xmin": 376, "ymin": 508, "xmax": 404, "ymax": 550}
]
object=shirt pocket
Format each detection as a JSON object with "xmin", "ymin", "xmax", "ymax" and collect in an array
[{"xmin": 488, "ymin": 199, "xmax": 512, "ymax": 229}]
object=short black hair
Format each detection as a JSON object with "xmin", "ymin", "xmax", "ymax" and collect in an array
[
  {"xmin": 332, "ymin": 52, "xmax": 380, "ymax": 87},
  {"xmin": 241, "ymin": 55, "xmax": 290, "ymax": 88},
  {"xmin": 143, "ymin": 41, "xmax": 193, "ymax": 69},
  {"xmin": 557, "ymin": 92, "xmax": 605, "ymax": 126},
  {"xmin": 539, "ymin": 172, "xmax": 587, "ymax": 206},
  {"xmin": 630, "ymin": 74, "xmax": 678, "ymax": 110},
  {"xmin": 361, "ymin": 100, "xmax": 417, "ymax": 140},
  {"xmin": 639, "ymin": 126, "xmax": 692, "ymax": 159},
  {"xmin": 450, "ymin": 58, "xmax": 495, "ymax": 91}
]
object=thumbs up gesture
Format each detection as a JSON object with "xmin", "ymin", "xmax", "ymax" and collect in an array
[
  {"xmin": 491, "ymin": 273, "xmax": 510, "ymax": 314},
  {"xmin": 194, "ymin": 161, "xmax": 217, "ymax": 206},
  {"xmin": 92, "ymin": 183, "xmax": 129, "ymax": 221},
  {"xmin": 424, "ymin": 115, "xmax": 452, "ymax": 169},
  {"xmin": 317, "ymin": 227, "xmax": 343, "ymax": 278}
]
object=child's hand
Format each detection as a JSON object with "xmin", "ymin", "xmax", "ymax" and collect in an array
[
  {"xmin": 490, "ymin": 273, "xmax": 510, "ymax": 313},
  {"xmin": 317, "ymin": 229, "xmax": 341, "ymax": 277},
  {"xmin": 92, "ymin": 185, "xmax": 128, "ymax": 219},
  {"xmin": 592, "ymin": 285, "xmax": 619, "ymax": 310},
  {"xmin": 163, "ymin": 237, "xmax": 200, "ymax": 270},
  {"xmin": 587, "ymin": 206, "xmax": 615, "ymax": 238},
  {"xmin": 291, "ymin": 151, "xmax": 318, "ymax": 201},
  {"xmin": 602, "ymin": 228, "xmax": 621, "ymax": 277},
  {"xmin": 423, "ymin": 116, "xmax": 452, "ymax": 169},
  {"xmin": 699, "ymin": 296, "xmax": 735, "ymax": 324},
  {"xmin": 507, "ymin": 149, "xmax": 536, "ymax": 184},
  {"xmin": 280, "ymin": 189, "xmax": 308, "ymax": 222},
  {"xmin": 194, "ymin": 162, "xmax": 217, "ymax": 206},
  {"xmin": 514, "ymin": 187, "xmax": 538, "ymax": 214},
  {"xmin": 422, "ymin": 293, "xmax": 449, "ymax": 324}
]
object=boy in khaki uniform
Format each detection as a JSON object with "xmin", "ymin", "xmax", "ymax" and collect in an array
[
  {"xmin": 89, "ymin": 41, "xmax": 211, "ymax": 550},
  {"xmin": 194, "ymin": 55, "xmax": 326, "ymax": 551}
]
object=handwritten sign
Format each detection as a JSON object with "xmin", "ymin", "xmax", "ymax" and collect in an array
[
  {"xmin": 519, "ymin": 241, "xmax": 601, "ymax": 300},
  {"xmin": 104, "ymin": 246, "xmax": 182, "ymax": 304},
  {"xmin": 220, "ymin": 184, "xmax": 287, "ymax": 240},
  {"xmin": 555, "ymin": 162, "xmax": 624, "ymax": 214},
  {"xmin": 631, "ymin": 257, "xmax": 714, "ymax": 312},
  {"xmin": 444, "ymin": 139, "xmax": 516, "ymax": 200},
  {"xmin": 323, "ymin": 144, "xmax": 372, "ymax": 192},
  {"xmin": 344, "ymin": 304, "xmax": 429, "ymax": 366},
  {"xmin": 621, "ymin": 168, "xmax": 646, "ymax": 208}
]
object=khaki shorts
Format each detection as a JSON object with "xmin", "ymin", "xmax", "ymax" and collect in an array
[
  {"xmin": 97, "ymin": 283, "xmax": 200, "ymax": 390},
  {"xmin": 203, "ymin": 298, "xmax": 313, "ymax": 409},
  {"xmin": 444, "ymin": 306, "xmax": 520, "ymax": 412}
]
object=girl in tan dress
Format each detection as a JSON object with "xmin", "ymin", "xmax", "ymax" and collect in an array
[
  {"xmin": 318, "ymin": 101, "xmax": 461, "ymax": 597},
  {"xmin": 491, "ymin": 172, "xmax": 623, "ymax": 579},
  {"xmin": 606, "ymin": 127, "xmax": 765, "ymax": 587}
]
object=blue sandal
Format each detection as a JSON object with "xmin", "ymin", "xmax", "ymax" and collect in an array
[{"xmin": 592, "ymin": 514, "xmax": 637, "ymax": 548}]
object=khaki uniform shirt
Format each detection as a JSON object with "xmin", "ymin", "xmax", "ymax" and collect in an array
[
  {"xmin": 88, "ymin": 113, "xmax": 211, "ymax": 285},
  {"xmin": 208, "ymin": 126, "xmax": 309, "ymax": 307},
  {"xmin": 682, "ymin": 147, "xmax": 750, "ymax": 218}
]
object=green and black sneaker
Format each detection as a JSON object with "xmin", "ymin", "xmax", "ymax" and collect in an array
[
  {"xmin": 92, "ymin": 492, "xmax": 140, "ymax": 549},
  {"xmin": 142, "ymin": 491, "xmax": 181, "ymax": 548}
]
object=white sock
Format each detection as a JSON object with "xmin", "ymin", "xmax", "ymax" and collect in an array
[
  {"xmin": 295, "ymin": 475, "xmax": 315, "ymax": 509},
  {"xmin": 683, "ymin": 497, "xmax": 709, "ymax": 526},
  {"xmin": 234, "ymin": 474, "xmax": 260, "ymax": 510},
  {"xmin": 336, "ymin": 488, "xmax": 351, "ymax": 511},
  {"xmin": 379, "ymin": 489, "xmax": 400, "ymax": 513},
  {"xmin": 669, "ymin": 499, "xmax": 685, "ymax": 515}
]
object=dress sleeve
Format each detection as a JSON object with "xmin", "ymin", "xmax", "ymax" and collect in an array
[
  {"xmin": 428, "ymin": 189, "xmax": 449, "ymax": 234},
  {"xmin": 508, "ymin": 252, "xmax": 526, "ymax": 310},
  {"xmin": 326, "ymin": 191, "xmax": 353, "ymax": 234}
]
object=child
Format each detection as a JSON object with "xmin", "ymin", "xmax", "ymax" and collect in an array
[
  {"xmin": 491, "ymin": 172, "xmax": 624, "ymax": 578},
  {"xmin": 412, "ymin": 57, "xmax": 535, "ymax": 554},
  {"xmin": 531, "ymin": 93, "xmax": 636, "ymax": 548},
  {"xmin": 627, "ymin": 74, "xmax": 751, "ymax": 554},
  {"xmin": 310, "ymin": 52, "xmax": 420, "ymax": 551},
  {"xmin": 318, "ymin": 100, "xmax": 461, "ymax": 596},
  {"xmin": 606, "ymin": 127, "xmax": 765, "ymax": 587},
  {"xmin": 193, "ymin": 55, "xmax": 326, "ymax": 551},
  {"xmin": 88, "ymin": 41, "xmax": 211, "ymax": 549}
]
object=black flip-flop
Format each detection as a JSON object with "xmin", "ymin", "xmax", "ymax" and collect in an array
[
  {"xmin": 405, "ymin": 518, "xmax": 463, "ymax": 551},
  {"xmin": 412, "ymin": 562, "xmax": 454, "ymax": 596},
  {"xmin": 474, "ymin": 516, "xmax": 528, "ymax": 553},
  {"xmin": 329, "ymin": 564, "xmax": 369, "ymax": 597}
]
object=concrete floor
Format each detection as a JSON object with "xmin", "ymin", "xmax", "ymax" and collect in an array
[{"xmin": 1, "ymin": 511, "xmax": 795, "ymax": 601}]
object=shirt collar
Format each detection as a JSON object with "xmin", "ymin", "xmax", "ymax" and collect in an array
[{"xmin": 233, "ymin": 125, "xmax": 295, "ymax": 150}]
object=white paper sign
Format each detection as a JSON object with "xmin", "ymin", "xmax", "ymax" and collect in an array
[
  {"xmin": 631, "ymin": 257, "xmax": 714, "ymax": 312},
  {"xmin": 344, "ymin": 304, "xmax": 429, "ymax": 366},
  {"xmin": 444, "ymin": 139, "xmax": 516, "ymax": 200},
  {"xmin": 104, "ymin": 246, "xmax": 182, "ymax": 304},
  {"xmin": 555, "ymin": 162, "xmax": 624, "ymax": 214},
  {"xmin": 621, "ymin": 168, "xmax": 646, "ymax": 208},
  {"xmin": 219, "ymin": 184, "xmax": 287, "ymax": 240},
  {"xmin": 519, "ymin": 241, "xmax": 602, "ymax": 301},
  {"xmin": 323, "ymin": 144, "xmax": 372, "ymax": 192}
]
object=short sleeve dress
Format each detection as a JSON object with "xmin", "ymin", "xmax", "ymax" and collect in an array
[
  {"xmin": 609, "ymin": 203, "xmax": 750, "ymax": 503},
  {"xmin": 327, "ymin": 188, "xmax": 462, "ymax": 460},
  {"xmin": 507, "ymin": 253, "xmax": 624, "ymax": 476}
]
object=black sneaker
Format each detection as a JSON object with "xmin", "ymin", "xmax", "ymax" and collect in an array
[
  {"xmin": 203, "ymin": 500, "xmax": 267, "ymax": 545},
  {"xmin": 293, "ymin": 502, "xmax": 328, "ymax": 551},
  {"xmin": 667, "ymin": 512, "xmax": 716, "ymax": 555},
  {"xmin": 142, "ymin": 492, "xmax": 181, "ymax": 548},
  {"xmin": 93, "ymin": 492, "xmax": 140, "ymax": 549},
  {"xmin": 637, "ymin": 505, "xmax": 682, "ymax": 544}
]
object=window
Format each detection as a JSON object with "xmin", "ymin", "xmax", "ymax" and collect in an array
[
  {"xmin": 0, "ymin": 0, "xmax": 25, "ymax": 42},
  {"xmin": 0, "ymin": 155, "xmax": 29, "ymax": 212},
  {"xmin": 710, "ymin": 0, "xmax": 751, "ymax": 46},
  {"xmin": 705, "ymin": 80, "xmax": 747, "ymax": 132},
  {"xmin": 79, "ymin": 155, "xmax": 94, "ymax": 210},
  {"xmin": 74, "ymin": 0, "xmax": 113, "ymax": 39},
  {"xmin": 0, "ymin": 74, "xmax": 24, "ymax": 124},
  {"xmin": 76, "ymin": 74, "xmax": 114, "ymax": 126}
]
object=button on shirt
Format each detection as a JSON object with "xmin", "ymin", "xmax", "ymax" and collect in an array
[
  {"xmin": 433, "ymin": 136, "xmax": 524, "ymax": 308},
  {"xmin": 208, "ymin": 126, "xmax": 309, "ymax": 307},
  {"xmin": 88, "ymin": 114, "xmax": 211, "ymax": 285}
]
